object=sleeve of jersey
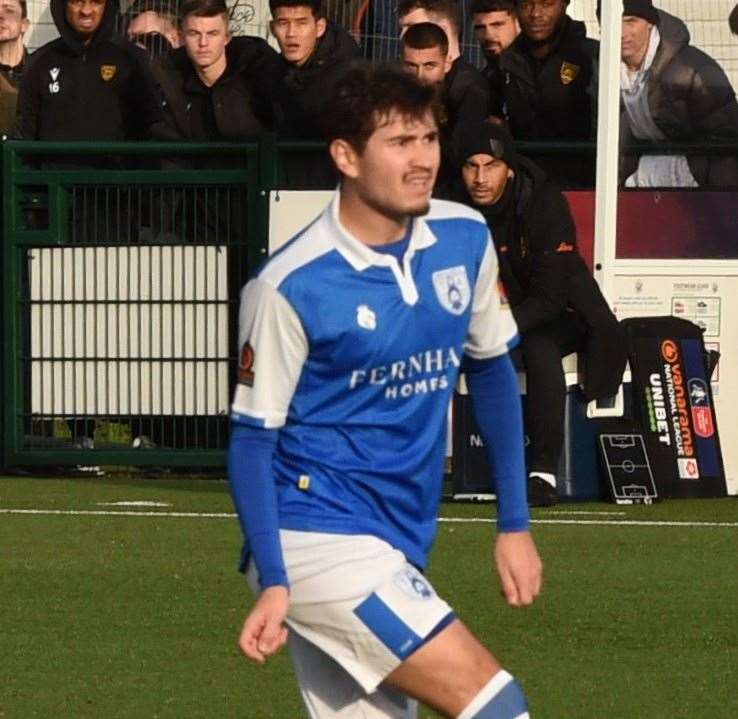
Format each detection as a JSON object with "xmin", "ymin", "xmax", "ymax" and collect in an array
[
  {"xmin": 231, "ymin": 277, "xmax": 309, "ymax": 429},
  {"xmin": 465, "ymin": 355, "xmax": 530, "ymax": 533},
  {"xmin": 465, "ymin": 235, "xmax": 519, "ymax": 359}
]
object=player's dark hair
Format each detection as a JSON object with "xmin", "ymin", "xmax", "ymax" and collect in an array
[
  {"xmin": 397, "ymin": 0, "xmax": 461, "ymax": 34},
  {"xmin": 402, "ymin": 21, "xmax": 449, "ymax": 55},
  {"xmin": 730, "ymin": 3, "xmax": 738, "ymax": 36},
  {"xmin": 470, "ymin": 0, "xmax": 517, "ymax": 17},
  {"xmin": 18, "ymin": 0, "xmax": 27, "ymax": 19},
  {"xmin": 321, "ymin": 62, "xmax": 443, "ymax": 153},
  {"xmin": 269, "ymin": 0, "xmax": 324, "ymax": 19},
  {"xmin": 180, "ymin": 0, "xmax": 228, "ymax": 23}
]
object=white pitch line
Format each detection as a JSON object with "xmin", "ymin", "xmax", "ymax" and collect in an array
[{"xmin": 0, "ymin": 508, "xmax": 736, "ymax": 528}]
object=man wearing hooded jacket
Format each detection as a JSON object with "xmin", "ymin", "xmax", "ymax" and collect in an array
[
  {"xmin": 449, "ymin": 122, "xmax": 625, "ymax": 506},
  {"xmin": 601, "ymin": 0, "xmax": 738, "ymax": 188},
  {"xmin": 499, "ymin": 0, "xmax": 598, "ymax": 188},
  {"xmin": 16, "ymin": 0, "xmax": 159, "ymax": 141}
]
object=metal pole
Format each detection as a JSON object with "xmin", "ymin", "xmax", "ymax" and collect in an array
[{"xmin": 593, "ymin": 0, "xmax": 623, "ymax": 302}]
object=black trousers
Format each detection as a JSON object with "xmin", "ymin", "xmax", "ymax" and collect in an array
[{"xmin": 512, "ymin": 312, "xmax": 587, "ymax": 476}]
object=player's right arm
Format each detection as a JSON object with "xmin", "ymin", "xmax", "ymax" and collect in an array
[{"xmin": 228, "ymin": 277, "xmax": 308, "ymax": 662}]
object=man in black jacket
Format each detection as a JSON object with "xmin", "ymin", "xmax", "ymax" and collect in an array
[
  {"xmin": 153, "ymin": 0, "xmax": 285, "ymax": 145},
  {"xmin": 601, "ymin": 0, "xmax": 738, "ymax": 188},
  {"xmin": 452, "ymin": 122, "xmax": 625, "ymax": 506},
  {"xmin": 499, "ymin": 0, "xmax": 598, "ymax": 188},
  {"xmin": 269, "ymin": 0, "xmax": 360, "ymax": 139},
  {"xmin": 16, "ymin": 0, "xmax": 160, "ymax": 141}
]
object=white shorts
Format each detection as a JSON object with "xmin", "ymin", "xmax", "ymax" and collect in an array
[{"xmin": 247, "ymin": 530, "xmax": 455, "ymax": 718}]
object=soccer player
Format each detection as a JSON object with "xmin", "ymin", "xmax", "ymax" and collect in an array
[{"xmin": 228, "ymin": 64, "xmax": 542, "ymax": 719}]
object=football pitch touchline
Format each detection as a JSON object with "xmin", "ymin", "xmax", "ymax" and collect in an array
[{"xmin": 0, "ymin": 507, "xmax": 737, "ymax": 528}]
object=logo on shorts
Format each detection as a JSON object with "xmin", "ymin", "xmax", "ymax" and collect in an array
[
  {"xmin": 238, "ymin": 342, "xmax": 255, "ymax": 387},
  {"xmin": 393, "ymin": 567, "xmax": 433, "ymax": 601},
  {"xmin": 432, "ymin": 266, "xmax": 471, "ymax": 316}
]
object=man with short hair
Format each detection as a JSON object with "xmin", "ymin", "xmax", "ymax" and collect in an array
[
  {"xmin": 269, "ymin": 0, "xmax": 360, "ymax": 139},
  {"xmin": 229, "ymin": 63, "xmax": 541, "ymax": 718},
  {"xmin": 153, "ymin": 0, "xmax": 284, "ymax": 143},
  {"xmin": 126, "ymin": 0, "xmax": 181, "ymax": 58},
  {"xmin": 451, "ymin": 120, "xmax": 625, "ymax": 506},
  {"xmin": 0, "ymin": 0, "xmax": 28, "ymax": 134},
  {"xmin": 469, "ymin": 0, "xmax": 519, "ymax": 116},
  {"xmin": 602, "ymin": 0, "xmax": 738, "ymax": 188},
  {"xmin": 731, "ymin": 3, "xmax": 738, "ymax": 36},
  {"xmin": 399, "ymin": 2, "xmax": 491, "ymax": 189},
  {"xmin": 499, "ymin": 0, "xmax": 598, "ymax": 187}
]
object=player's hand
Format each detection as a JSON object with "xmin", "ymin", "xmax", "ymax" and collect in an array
[
  {"xmin": 237, "ymin": 585, "xmax": 289, "ymax": 663},
  {"xmin": 494, "ymin": 531, "xmax": 543, "ymax": 607}
]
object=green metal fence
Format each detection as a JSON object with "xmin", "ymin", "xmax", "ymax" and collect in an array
[{"xmin": 1, "ymin": 141, "xmax": 265, "ymax": 469}]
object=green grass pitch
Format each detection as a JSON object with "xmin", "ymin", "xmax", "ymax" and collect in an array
[{"xmin": 1, "ymin": 476, "xmax": 737, "ymax": 718}]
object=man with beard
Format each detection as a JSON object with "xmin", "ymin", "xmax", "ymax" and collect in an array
[
  {"xmin": 499, "ymin": 0, "xmax": 598, "ymax": 187},
  {"xmin": 451, "ymin": 121, "xmax": 625, "ymax": 506},
  {"xmin": 229, "ymin": 64, "xmax": 541, "ymax": 718},
  {"xmin": 469, "ymin": 0, "xmax": 520, "ymax": 119}
]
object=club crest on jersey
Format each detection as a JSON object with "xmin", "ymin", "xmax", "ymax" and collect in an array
[
  {"xmin": 356, "ymin": 304, "xmax": 377, "ymax": 331},
  {"xmin": 100, "ymin": 65, "xmax": 117, "ymax": 82},
  {"xmin": 393, "ymin": 567, "xmax": 433, "ymax": 601},
  {"xmin": 560, "ymin": 61, "xmax": 580, "ymax": 85},
  {"xmin": 432, "ymin": 266, "xmax": 471, "ymax": 315}
]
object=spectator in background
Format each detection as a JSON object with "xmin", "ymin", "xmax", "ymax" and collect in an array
[
  {"xmin": 0, "ymin": 0, "xmax": 29, "ymax": 135},
  {"xmin": 450, "ymin": 121, "xmax": 625, "ymax": 506},
  {"xmin": 152, "ymin": 0, "xmax": 285, "ymax": 145},
  {"xmin": 499, "ymin": 0, "xmax": 598, "ymax": 187},
  {"xmin": 398, "ymin": 0, "xmax": 462, "ymax": 61},
  {"xmin": 126, "ymin": 0, "xmax": 182, "ymax": 58},
  {"xmin": 601, "ymin": 0, "xmax": 738, "ymax": 188},
  {"xmin": 16, "ymin": 0, "xmax": 160, "ymax": 142},
  {"xmin": 269, "ymin": 0, "xmax": 360, "ymax": 139},
  {"xmin": 401, "ymin": 21, "xmax": 489, "ymax": 190},
  {"xmin": 470, "ymin": 0, "xmax": 519, "ymax": 117}
]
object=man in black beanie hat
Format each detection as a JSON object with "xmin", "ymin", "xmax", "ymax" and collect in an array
[
  {"xmin": 450, "ymin": 121, "xmax": 625, "ymax": 506},
  {"xmin": 600, "ymin": 0, "xmax": 738, "ymax": 187}
]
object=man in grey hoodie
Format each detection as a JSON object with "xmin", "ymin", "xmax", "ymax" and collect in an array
[{"xmin": 601, "ymin": 0, "xmax": 738, "ymax": 188}]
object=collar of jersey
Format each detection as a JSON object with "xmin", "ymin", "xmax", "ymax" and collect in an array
[{"xmin": 324, "ymin": 189, "xmax": 437, "ymax": 305}]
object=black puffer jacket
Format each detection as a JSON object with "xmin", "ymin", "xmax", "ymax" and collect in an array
[
  {"xmin": 451, "ymin": 155, "xmax": 625, "ymax": 400},
  {"xmin": 620, "ymin": 10, "xmax": 738, "ymax": 188},
  {"xmin": 152, "ymin": 36, "xmax": 285, "ymax": 142},
  {"xmin": 498, "ymin": 16, "xmax": 598, "ymax": 187},
  {"xmin": 16, "ymin": 0, "xmax": 159, "ymax": 140},
  {"xmin": 280, "ymin": 20, "xmax": 361, "ymax": 138}
]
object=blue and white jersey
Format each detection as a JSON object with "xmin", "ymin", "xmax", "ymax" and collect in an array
[{"xmin": 231, "ymin": 190, "xmax": 518, "ymax": 569}]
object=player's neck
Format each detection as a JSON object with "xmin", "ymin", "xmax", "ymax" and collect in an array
[{"xmin": 338, "ymin": 186, "xmax": 409, "ymax": 247}]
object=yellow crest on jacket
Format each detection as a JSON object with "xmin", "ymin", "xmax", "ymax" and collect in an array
[
  {"xmin": 560, "ymin": 61, "xmax": 580, "ymax": 85},
  {"xmin": 100, "ymin": 65, "xmax": 117, "ymax": 81}
]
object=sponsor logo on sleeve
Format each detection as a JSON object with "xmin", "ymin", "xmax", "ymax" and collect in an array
[
  {"xmin": 238, "ymin": 342, "xmax": 255, "ymax": 387},
  {"xmin": 432, "ymin": 266, "xmax": 471, "ymax": 315}
]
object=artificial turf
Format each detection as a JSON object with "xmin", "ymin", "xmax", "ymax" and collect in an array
[{"xmin": 1, "ymin": 476, "xmax": 736, "ymax": 718}]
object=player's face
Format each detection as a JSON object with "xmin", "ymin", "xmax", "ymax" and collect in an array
[
  {"xmin": 65, "ymin": 0, "xmax": 106, "ymax": 39},
  {"xmin": 402, "ymin": 45, "xmax": 451, "ymax": 86},
  {"xmin": 472, "ymin": 10, "xmax": 520, "ymax": 57},
  {"xmin": 339, "ymin": 109, "xmax": 439, "ymax": 220},
  {"xmin": 270, "ymin": 6, "xmax": 326, "ymax": 67},
  {"xmin": 182, "ymin": 13, "xmax": 231, "ymax": 72},
  {"xmin": 517, "ymin": 0, "xmax": 567, "ymax": 43},
  {"xmin": 621, "ymin": 15, "xmax": 653, "ymax": 68},
  {"xmin": 0, "ymin": 1, "xmax": 28, "ymax": 42},
  {"xmin": 462, "ymin": 153, "xmax": 513, "ymax": 206}
]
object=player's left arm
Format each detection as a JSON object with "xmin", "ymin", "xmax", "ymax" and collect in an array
[{"xmin": 464, "ymin": 235, "xmax": 543, "ymax": 607}]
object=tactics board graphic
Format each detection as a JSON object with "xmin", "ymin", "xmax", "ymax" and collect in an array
[{"xmin": 599, "ymin": 434, "xmax": 658, "ymax": 504}]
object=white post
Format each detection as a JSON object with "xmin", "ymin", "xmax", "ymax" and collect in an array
[{"xmin": 593, "ymin": 0, "xmax": 623, "ymax": 302}]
